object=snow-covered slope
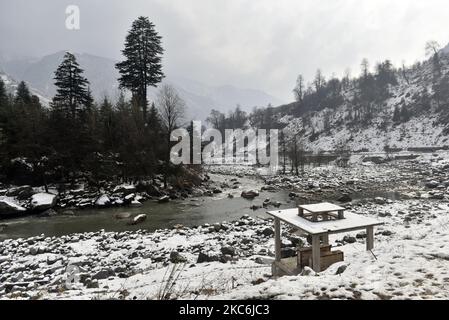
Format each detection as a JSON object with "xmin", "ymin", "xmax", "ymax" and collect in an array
[
  {"xmin": 280, "ymin": 52, "xmax": 449, "ymax": 152},
  {"xmin": 0, "ymin": 69, "xmax": 50, "ymax": 106}
]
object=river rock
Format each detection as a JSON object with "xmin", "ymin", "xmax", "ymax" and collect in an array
[
  {"xmin": 129, "ymin": 200, "xmax": 142, "ymax": 207},
  {"xmin": 95, "ymin": 194, "xmax": 111, "ymax": 207},
  {"xmin": 338, "ymin": 194, "xmax": 352, "ymax": 203},
  {"xmin": 335, "ymin": 264, "xmax": 348, "ymax": 275},
  {"xmin": 128, "ymin": 214, "xmax": 147, "ymax": 225},
  {"xmin": 112, "ymin": 184, "xmax": 136, "ymax": 195},
  {"xmin": 170, "ymin": 251, "xmax": 187, "ymax": 263},
  {"xmin": 40, "ymin": 209, "xmax": 58, "ymax": 217},
  {"xmin": 241, "ymin": 190, "xmax": 259, "ymax": 199},
  {"xmin": 220, "ymin": 246, "xmax": 236, "ymax": 256},
  {"xmin": 6, "ymin": 186, "xmax": 33, "ymax": 199},
  {"xmin": 30, "ymin": 193, "xmax": 58, "ymax": 211},
  {"xmin": 0, "ymin": 199, "xmax": 26, "ymax": 216},
  {"xmin": 272, "ymin": 201, "xmax": 282, "ymax": 208},
  {"xmin": 425, "ymin": 181, "xmax": 439, "ymax": 189},
  {"xmin": 343, "ymin": 235, "xmax": 356, "ymax": 243},
  {"xmin": 259, "ymin": 227, "xmax": 274, "ymax": 237},
  {"xmin": 301, "ymin": 267, "xmax": 316, "ymax": 276},
  {"xmin": 374, "ymin": 197, "xmax": 387, "ymax": 205},
  {"xmin": 115, "ymin": 212, "xmax": 132, "ymax": 220},
  {"xmin": 197, "ymin": 252, "xmax": 220, "ymax": 263},
  {"xmin": 92, "ymin": 269, "xmax": 115, "ymax": 280},
  {"xmin": 158, "ymin": 195, "xmax": 170, "ymax": 203}
]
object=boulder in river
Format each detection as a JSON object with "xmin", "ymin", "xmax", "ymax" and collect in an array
[
  {"xmin": 158, "ymin": 195, "xmax": 170, "ymax": 203},
  {"xmin": 0, "ymin": 198, "xmax": 27, "ymax": 216},
  {"xmin": 30, "ymin": 193, "xmax": 58, "ymax": 211},
  {"xmin": 114, "ymin": 212, "xmax": 132, "ymax": 220},
  {"xmin": 130, "ymin": 200, "xmax": 143, "ymax": 207},
  {"xmin": 39, "ymin": 209, "xmax": 58, "ymax": 217},
  {"xmin": 241, "ymin": 190, "xmax": 259, "ymax": 199},
  {"xmin": 128, "ymin": 214, "xmax": 147, "ymax": 225}
]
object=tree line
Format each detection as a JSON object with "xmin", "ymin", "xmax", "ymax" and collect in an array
[
  {"xmin": 291, "ymin": 40, "xmax": 449, "ymax": 126},
  {"xmin": 0, "ymin": 17, "xmax": 186, "ymax": 188}
]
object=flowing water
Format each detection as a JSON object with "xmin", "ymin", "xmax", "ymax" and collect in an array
[{"xmin": 0, "ymin": 174, "xmax": 292, "ymax": 240}]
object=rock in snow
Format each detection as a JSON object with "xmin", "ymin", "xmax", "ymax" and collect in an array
[
  {"xmin": 0, "ymin": 198, "xmax": 26, "ymax": 216},
  {"xmin": 95, "ymin": 194, "xmax": 111, "ymax": 207},
  {"xmin": 30, "ymin": 193, "xmax": 58, "ymax": 211},
  {"xmin": 241, "ymin": 190, "xmax": 259, "ymax": 199}
]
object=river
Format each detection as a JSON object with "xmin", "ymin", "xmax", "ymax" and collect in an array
[{"xmin": 0, "ymin": 174, "xmax": 292, "ymax": 240}]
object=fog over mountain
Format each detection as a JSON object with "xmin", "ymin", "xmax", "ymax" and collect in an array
[
  {"xmin": 0, "ymin": 51, "xmax": 283, "ymax": 120},
  {"xmin": 2, "ymin": 1, "xmax": 449, "ymax": 102}
]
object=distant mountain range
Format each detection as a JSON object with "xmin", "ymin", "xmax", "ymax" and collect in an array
[{"xmin": 0, "ymin": 51, "xmax": 284, "ymax": 120}]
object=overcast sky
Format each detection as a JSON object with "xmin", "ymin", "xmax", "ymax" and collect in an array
[{"xmin": 1, "ymin": 0, "xmax": 449, "ymax": 101}]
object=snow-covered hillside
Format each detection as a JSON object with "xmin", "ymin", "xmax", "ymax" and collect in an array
[
  {"xmin": 0, "ymin": 69, "xmax": 50, "ymax": 106},
  {"xmin": 280, "ymin": 51, "xmax": 449, "ymax": 152}
]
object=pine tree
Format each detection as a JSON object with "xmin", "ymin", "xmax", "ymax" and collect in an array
[
  {"xmin": 116, "ymin": 16, "xmax": 164, "ymax": 120},
  {"xmin": 0, "ymin": 78, "xmax": 7, "ymax": 113},
  {"xmin": 99, "ymin": 97, "xmax": 115, "ymax": 149},
  {"xmin": 0, "ymin": 78, "xmax": 8, "ymax": 166},
  {"xmin": 52, "ymin": 52, "xmax": 90, "ymax": 118},
  {"xmin": 14, "ymin": 81, "xmax": 32, "ymax": 105}
]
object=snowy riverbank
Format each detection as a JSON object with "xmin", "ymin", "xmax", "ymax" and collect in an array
[
  {"xmin": 1, "ymin": 196, "xmax": 449, "ymax": 300},
  {"xmin": 1, "ymin": 153, "xmax": 449, "ymax": 300}
]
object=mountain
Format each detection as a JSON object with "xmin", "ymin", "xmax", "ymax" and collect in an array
[
  {"xmin": 0, "ymin": 68, "xmax": 50, "ymax": 106},
  {"xmin": 274, "ymin": 48, "xmax": 449, "ymax": 152},
  {"xmin": 1, "ymin": 51, "xmax": 120, "ymax": 102},
  {"xmin": 1, "ymin": 51, "xmax": 284, "ymax": 120},
  {"xmin": 154, "ymin": 77, "xmax": 284, "ymax": 121}
]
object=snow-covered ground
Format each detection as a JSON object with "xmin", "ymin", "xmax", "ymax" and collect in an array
[
  {"xmin": 1, "ymin": 198, "xmax": 448, "ymax": 300},
  {"xmin": 1, "ymin": 154, "xmax": 449, "ymax": 300}
]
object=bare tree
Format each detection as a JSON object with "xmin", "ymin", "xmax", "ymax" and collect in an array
[
  {"xmin": 156, "ymin": 84, "xmax": 186, "ymax": 188},
  {"xmin": 293, "ymin": 74, "xmax": 305, "ymax": 102},
  {"xmin": 425, "ymin": 40, "xmax": 441, "ymax": 57},
  {"xmin": 401, "ymin": 60, "xmax": 410, "ymax": 85},
  {"xmin": 426, "ymin": 40, "xmax": 442, "ymax": 78}
]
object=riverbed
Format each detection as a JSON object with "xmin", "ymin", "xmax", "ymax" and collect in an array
[{"xmin": 0, "ymin": 174, "xmax": 292, "ymax": 240}]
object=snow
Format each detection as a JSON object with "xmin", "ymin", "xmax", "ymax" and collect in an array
[
  {"xmin": 2, "ymin": 195, "xmax": 449, "ymax": 300},
  {"xmin": 2, "ymin": 154, "xmax": 449, "ymax": 300},
  {"xmin": 268, "ymin": 209, "xmax": 383, "ymax": 235},
  {"xmin": 281, "ymin": 55, "xmax": 449, "ymax": 153},
  {"xmin": 95, "ymin": 195, "xmax": 110, "ymax": 206},
  {"xmin": 30, "ymin": 193, "xmax": 57, "ymax": 209},
  {"xmin": 0, "ymin": 197, "xmax": 26, "ymax": 212},
  {"xmin": 298, "ymin": 202, "xmax": 345, "ymax": 213}
]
